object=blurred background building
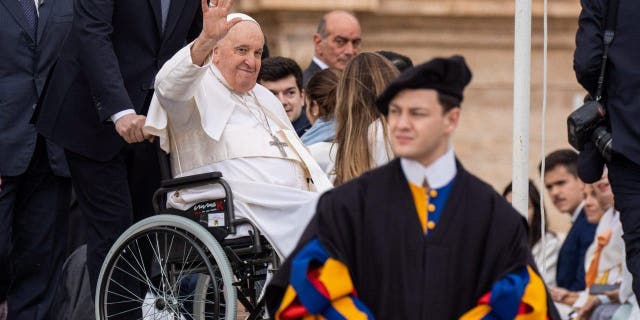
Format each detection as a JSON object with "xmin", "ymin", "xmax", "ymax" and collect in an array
[{"xmin": 238, "ymin": 0, "xmax": 584, "ymax": 231}]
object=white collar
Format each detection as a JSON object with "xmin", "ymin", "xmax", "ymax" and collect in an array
[
  {"xmin": 400, "ymin": 147, "xmax": 457, "ymax": 189},
  {"xmin": 572, "ymin": 201, "xmax": 585, "ymax": 222},
  {"xmin": 312, "ymin": 56, "xmax": 329, "ymax": 70}
]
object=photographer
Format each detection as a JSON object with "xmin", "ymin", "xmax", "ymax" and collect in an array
[{"xmin": 573, "ymin": 0, "xmax": 640, "ymax": 304}]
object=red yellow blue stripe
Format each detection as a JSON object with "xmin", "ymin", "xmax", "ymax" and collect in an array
[
  {"xmin": 460, "ymin": 266, "xmax": 549, "ymax": 320},
  {"xmin": 276, "ymin": 239, "xmax": 374, "ymax": 320}
]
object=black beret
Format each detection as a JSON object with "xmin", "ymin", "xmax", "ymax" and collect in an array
[{"xmin": 376, "ymin": 55, "xmax": 472, "ymax": 115}]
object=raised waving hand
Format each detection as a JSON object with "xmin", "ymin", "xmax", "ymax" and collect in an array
[{"xmin": 191, "ymin": 0, "xmax": 241, "ymax": 65}]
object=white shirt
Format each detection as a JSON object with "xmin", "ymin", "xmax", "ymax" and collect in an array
[
  {"xmin": 312, "ymin": 56, "xmax": 329, "ymax": 70},
  {"xmin": 571, "ymin": 201, "xmax": 586, "ymax": 222},
  {"xmin": 532, "ymin": 232, "xmax": 565, "ymax": 287},
  {"xmin": 400, "ymin": 147, "xmax": 457, "ymax": 189}
]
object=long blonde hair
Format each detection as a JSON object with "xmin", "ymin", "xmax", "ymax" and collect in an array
[{"xmin": 333, "ymin": 52, "xmax": 399, "ymax": 185}]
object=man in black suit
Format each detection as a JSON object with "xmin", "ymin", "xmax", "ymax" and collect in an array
[
  {"xmin": 0, "ymin": 0, "xmax": 73, "ymax": 318},
  {"xmin": 34, "ymin": 0, "xmax": 201, "ymax": 299},
  {"xmin": 574, "ymin": 0, "xmax": 640, "ymax": 302},
  {"xmin": 302, "ymin": 10, "xmax": 361, "ymax": 85}
]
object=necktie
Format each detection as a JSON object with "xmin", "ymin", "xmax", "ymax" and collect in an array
[
  {"xmin": 160, "ymin": 0, "xmax": 170, "ymax": 32},
  {"xmin": 19, "ymin": 0, "xmax": 38, "ymax": 40},
  {"xmin": 585, "ymin": 229, "xmax": 613, "ymax": 288}
]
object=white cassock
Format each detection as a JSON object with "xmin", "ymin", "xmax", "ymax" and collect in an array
[{"xmin": 144, "ymin": 43, "xmax": 332, "ymax": 258}]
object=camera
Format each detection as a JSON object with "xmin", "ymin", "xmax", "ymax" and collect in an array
[{"xmin": 567, "ymin": 100, "xmax": 612, "ymax": 161}]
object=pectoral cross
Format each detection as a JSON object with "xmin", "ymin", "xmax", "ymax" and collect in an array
[{"xmin": 269, "ymin": 134, "xmax": 288, "ymax": 157}]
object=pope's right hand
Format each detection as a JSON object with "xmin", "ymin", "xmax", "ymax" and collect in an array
[
  {"xmin": 199, "ymin": 0, "xmax": 241, "ymax": 43},
  {"xmin": 115, "ymin": 114, "xmax": 151, "ymax": 144}
]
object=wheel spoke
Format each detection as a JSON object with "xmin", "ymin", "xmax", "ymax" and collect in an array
[{"xmin": 99, "ymin": 222, "xmax": 229, "ymax": 320}]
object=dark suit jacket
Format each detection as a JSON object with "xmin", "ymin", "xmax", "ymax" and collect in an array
[
  {"xmin": 35, "ymin": 0, "xmax": 201, "ymax": 161},
  {"xmin": 0, "ymin": 0, "xmax": 72, "ymax": 176},
  {"xmin": 302, "ymin": 60, "xmax": 323, "ymax": 87},
  {"xmin": 574, "ymin": 0, "xmax": 640, "ymax": 165},
  {"xmin": 556, "ymin": 209, "xmax": 597, "ymax": 291}
]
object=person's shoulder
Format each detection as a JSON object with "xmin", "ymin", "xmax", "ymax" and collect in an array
[
  {"xmin": 253, "ymin": 83, "xmax": 274, "ymax": 98},
  {"xmin": 303, "ymin": 60, "xmax": 320, "ymax": 72},
  {"xmin": 360, "ymin": 158, "xmax": 401, "ymax": 183},
  {"xmin": 459, "ymin": 164, "xmax": 525, "ymax": 224},
  {"xmin": 323, "ymin": 159, "xmax": 401, "ymax": 202},
  {"xmin": 546, "ymin": 231, "xmax": 566, "ymax": 247},
  {"xmin": 458, "ymin": 165, "xmax": 501, "ymax": 199},
  {"xmin": 253, "ymin": 83, "xmax": 284, "ymax": 108}
]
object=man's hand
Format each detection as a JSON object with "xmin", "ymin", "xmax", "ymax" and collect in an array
[
  {"xmin": 0, "ymin": 300, "xmax": 7, "ymax": 320},
  {"xmin": 114, "ymin": 114, "xmax": 151, "ymax": 143},
  {"xmin": 550, "ymin": 286, "xmax": 569, "ymax": 302},
  {"xmin": 200, "ymin": 0, "xmax": 240, "ymax": 42},
  {"xmin": 191, "ymin": 0, "xmax": 241, "ymax": 66},
  {"xmin": 604, "ymin": 289, "xmax": 620, "ymax": 303},
  {"xmin": 576, "ymin": 297, "xmax": 600, "ymax": 319}
]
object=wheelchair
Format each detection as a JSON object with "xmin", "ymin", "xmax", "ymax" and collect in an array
[{"xmin": 94, "ymin": 169, "xmax": 279, "ymax": 320}]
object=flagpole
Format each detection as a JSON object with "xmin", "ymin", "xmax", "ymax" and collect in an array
[{"xmin": 512, "ymin": 0, "xmax": 532, "ymax": 219}]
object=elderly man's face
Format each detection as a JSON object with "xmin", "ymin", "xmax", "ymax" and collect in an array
[
  {"xmin": 213, "ymin": 22, "xmax": 264, "ymax": 93},
  {"xmin": 314, "ymin": 12, "xmax": 361, "ymax": 70}
]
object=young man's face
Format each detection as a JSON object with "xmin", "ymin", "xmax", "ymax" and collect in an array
[
  {"xmin": 260, "ymin": 75, "xmax": 305, "ymax": 122},
  {"xmin": 543, "ymin": 165, "xmax": 585, "ymax": 214},
  {"xmin": 387, "ymin": 89, "xmax": 459, "ymax": 167}
]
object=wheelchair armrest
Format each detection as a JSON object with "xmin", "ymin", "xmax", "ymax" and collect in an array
[
  {"xmin": 153, "ymin": 171, "xmax": 237, "ymax": 235},
  {"xmin": 160, "ymin": 172, "xmax": 223, "ymax": 188}
]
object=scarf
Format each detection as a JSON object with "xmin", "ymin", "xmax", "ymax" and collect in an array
[{"xmin": 300, "ymin": 118, "xmax": 336, "ymax": 145}]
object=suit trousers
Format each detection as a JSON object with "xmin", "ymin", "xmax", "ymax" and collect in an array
[
  {"xmin": 64, "ymin": 139, "xmax": 160, "ymax": 299},
  {"xmin": 0, "ymin": 136, "xmax": 71, "ymax": 320},
  {"xmin": 608, "ymin": 152, "xmax": 640, "ymax": 305}
]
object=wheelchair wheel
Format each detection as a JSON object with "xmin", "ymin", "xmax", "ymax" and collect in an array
[
  {"xmin": 95, "ymin": 215, "xmax": 237, "ymax": 320},
  {"xmin": 192, "ymin": 269, "xmax": 228, "ymax": 319}
]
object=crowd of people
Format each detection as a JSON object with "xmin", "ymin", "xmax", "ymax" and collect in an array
[
  {"xmin": 1, "ymin": 0, "xmax": 639, "ymax": 319},
  {"xmin": 504, "ymin": 150, "xmax": 639, "ymax": 319}
]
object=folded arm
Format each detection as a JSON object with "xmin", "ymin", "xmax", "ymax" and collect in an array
[{"xmin": 573, "ymin": 0, "xmax": 605, "ymax": 96}]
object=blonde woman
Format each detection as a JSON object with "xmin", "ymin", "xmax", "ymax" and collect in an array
[{"xmin": 331, "ymin": 52, "xmax": 399, "ymax": 185}]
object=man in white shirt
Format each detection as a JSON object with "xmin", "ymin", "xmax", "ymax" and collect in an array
[{"xmin": 145, "ymin": 4, "xmax": 331, "ymax": 258}]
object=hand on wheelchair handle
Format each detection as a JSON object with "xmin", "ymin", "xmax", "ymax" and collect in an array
[{"xmin": 115, "ymin": 114, "xmax": 151, "ymax": 144}]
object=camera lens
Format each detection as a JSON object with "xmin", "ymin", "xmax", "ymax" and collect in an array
[{"xmin": 592, "ymin": 126, "xmax": 612, "ymax": 162}]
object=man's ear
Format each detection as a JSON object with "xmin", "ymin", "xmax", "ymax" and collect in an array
[
  {"xmin": 300, "ymin": 88, "xmax": 306, "ymax": 101},
  {"xmin": 444, "ymin": 107, "xmax": 461, "ymax": 134},
  {"xmin": 313, "ymin": 34, "xmax": 323, "ymax": 56},
  {"xmin": 212, "ymin": 45, "xmax": 220, "ymax": 65}
]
